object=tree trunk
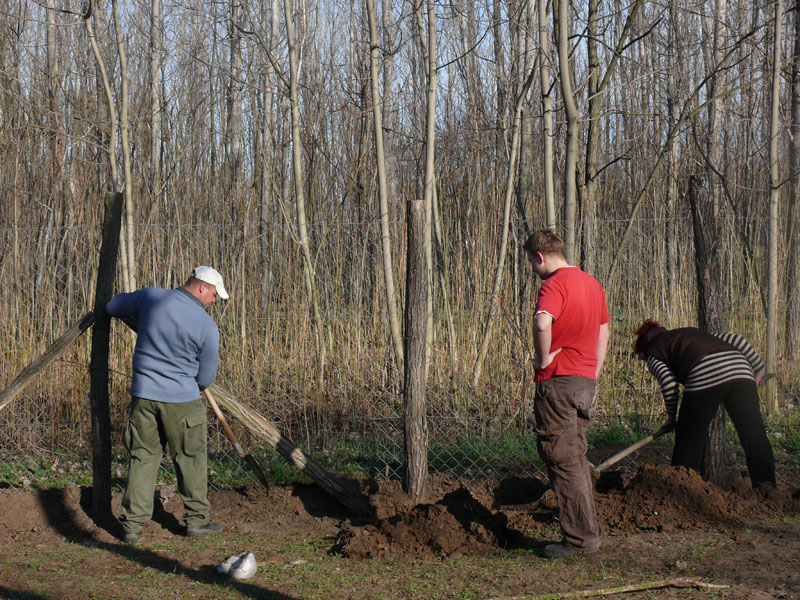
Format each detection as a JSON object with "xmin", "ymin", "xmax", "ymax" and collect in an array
[
  {"xmin": 688, "ymin": 175, "xmax": 726, "ymax": 485},
  {"xmin": 538, "ymin": 0, "xmax": 556, "ymax": 228},
  {"xmin": 366, "ymin": 0, "xmax": 404, "ymax": 372},
  {"xmin": 285, "ymin": 0, "xmax": 327, "ymax": 378},
  {"xmin": 404, "ymin": 199, "xmax": 429, "ymax": 502},
  {"xmin": 227, "ymin": 0, "xmax": 244, "ymax": 182},
  {"xmin": 606, "ymin": 21, "xmax": 748, "ymax": 282},
  {"xmin": 422, "ymin": 0, "xmax": 436, "ymax": 380},
  {"xmin": 515, "ymin": 0, "xmax": 535, "ymax": 234},
  {"xmin": 492, "ymin": 0, "xmax": 506, "ymax": 163},
  {"xmin": 112, "ymin": 0, "xmax": 136, "ymax": 291},
  {"xmin": 666, "ymin": 0, "xmax": 681, "ymax": 312},
  {"xmin": 381, "ymin": 0, "xmax": 398, "ymax": 213},
  {"xmin": 765, "ymin": 0, "xmax": 783, "ymax": 413},
  {"xmin": 698, "ymin": 0, "xmax": 728, "ymax": 487},
  {"xmin": 46, "ymin": 0, "xmax": 62, "ymax": 206},
  {"xmin": 432, "ymin": 183, "xmax": 458, "ymax": 371},
  {"xmin": 86, "ymin": 1, "xmax": 114, "ymax": 194},
  {"xmin": 787, "ymin": 0, "xmax": 800, "ymax": 358},
  {"xmin": 582, "ymin": 0, "xmax": 599, "ymax": 273},
  {"xmin": 258, "ymin": 0, "xmax": 276, "ymax": 294},
  {"xmin": 149, "ymin": 0, "xmax": 162, "ymax": 204},
  {"xmin": 582, "ymin": 0, "xmax": 645, "ymax": 273},
  {"xmin": 554, "ymin": 0, "xmax": 578, "ymax": 263},
  {"xmin": 472, "ymin": 68, "xmax": 538, "ymax": 388}
]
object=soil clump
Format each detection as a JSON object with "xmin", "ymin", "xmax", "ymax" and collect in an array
[
  {"xmin": 1, "ymin": 464, "xmax": 798, "ymax": 560},
  {"xmin": 334, "ymin": 464, "xmax": 800, "ymax": 558}
]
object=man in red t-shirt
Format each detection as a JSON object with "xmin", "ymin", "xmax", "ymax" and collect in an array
[{"xmin": 524, "ymin": 229, "xmax": 610, "ymax": 558}]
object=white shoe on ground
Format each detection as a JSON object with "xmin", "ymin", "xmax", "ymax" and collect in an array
[
  {"xmin": 230, "ymin": 552, "xmax": 257, "ymax": 580},
  {"xmin": 217, "ymin": 553, "xmax": 243, "ymax": 574}
]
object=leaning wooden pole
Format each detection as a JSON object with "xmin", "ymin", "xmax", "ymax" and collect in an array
[
  {"xmin": 208, "ymin": 384, "xmax": 372, "ymax": 515},
  {"xmin": 0, "ymin": 312, "xmax": 96, "ymax": 415},
  {"xmin": 90, "ymin": 191, "xmax": 124, "ymax": 513}
]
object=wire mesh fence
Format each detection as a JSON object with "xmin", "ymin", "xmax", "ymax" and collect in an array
[{"xmin": 1, "ymin": 215, "xmax": 799, "ymax": 491}]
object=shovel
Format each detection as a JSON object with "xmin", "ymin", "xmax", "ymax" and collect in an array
[
  {"xmin": 203, "ymin": 388, "xmax": 270, "ymax": 489},
  {"xmin": 592, "ymin": 426, "xmax": 671, "ymax": 473}
]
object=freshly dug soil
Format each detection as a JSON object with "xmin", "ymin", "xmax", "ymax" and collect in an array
[
  {"xmin": 596, "ymin": 464, "xmax": 800, "ymax": 533},
  {"xmin": 1, "ymin": 464, "xmax": 798, "ymax": 561},
  {"xmin": 331, "ymin": 464, "xmax": 800, "ymax": 558},
  {"xmin": 2, "ymin": 462, "xmax": 800, "ymax": 600}
]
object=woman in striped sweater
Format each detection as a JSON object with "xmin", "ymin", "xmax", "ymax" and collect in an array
[{"xmin": 633, "ymin": 319, "xmax": 776, "ymax": 488}]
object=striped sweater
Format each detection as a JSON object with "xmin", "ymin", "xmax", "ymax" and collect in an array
[{"xmin": 645, "ymin": 332, "xmax": 765, "ymax": 415}]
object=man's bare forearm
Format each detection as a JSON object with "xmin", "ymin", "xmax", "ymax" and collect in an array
[
  {"xmin": 533, "ymin": 312, "xmax": 553, "ymax": 367},
  {"xmin": 595, "ymin": 322, "xmax": 610, "ymax": 379}
]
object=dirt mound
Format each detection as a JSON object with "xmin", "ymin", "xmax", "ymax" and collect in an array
[
  {"xmin": 3, "ymin": 465, "xmax": 799, "ymax": 561},
  {"xmin": 596, "ymin": 464, "xmax": 800, "ymax": 533},
  {"xmin": 335, "ymin": 465, "xmax": 800, "ymax": 557},
  {"xmin": 336, "ymin": 487, "xmax": 522, "ymax": 558}
]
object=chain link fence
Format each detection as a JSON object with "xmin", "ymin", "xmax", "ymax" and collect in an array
[{"xmin": 1, "ymin": 216, "xmax": 799, "ymax": 491}]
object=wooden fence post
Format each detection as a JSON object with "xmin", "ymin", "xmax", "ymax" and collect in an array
[
  {"xmin": 403, "ymin": 199, "xmax": 429, "ymax": 502},
  {"xmin": 90, "ymin": 192, "xmax": 123, "ymax": 513}
]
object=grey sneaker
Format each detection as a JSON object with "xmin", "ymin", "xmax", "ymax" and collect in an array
[
  {"xmin": 123, "ymin": 532, "xmax": 140, "ymax": 544},
  {"xmin": 186, "ymin": 521, "xmax": 223, "ymax": 538}
]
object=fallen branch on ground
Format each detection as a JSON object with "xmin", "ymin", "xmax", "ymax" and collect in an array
[{"xmin": 483, "ymin": 577, "xmax": 730, "ymax": 599}]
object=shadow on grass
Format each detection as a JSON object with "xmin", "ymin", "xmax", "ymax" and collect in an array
[
  {"xmin": 33, "ymin": 488, "xmax": 299, "ymax": 600},
  {"xmin": 0, "ymin": 587, "xmax": 51, "ymax": 600}
]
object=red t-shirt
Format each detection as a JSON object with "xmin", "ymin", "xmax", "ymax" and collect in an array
[{"xmin": 534, "ymin": 266, "xmax": 609, "ymax": 382}]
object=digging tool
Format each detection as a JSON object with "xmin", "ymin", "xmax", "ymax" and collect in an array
[
  {"xmin": 203, "ymin": 388, "xmax": 270, "ymax": 489},
  {"xmin": 592, "ymin": 427, "xmax": 671, "ymax": 473},
  {"xmin": 207, "ymin": 383, "xmax": 372, "ymax": 514}
]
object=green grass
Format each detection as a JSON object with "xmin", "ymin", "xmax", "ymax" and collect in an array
[
  {"xmin": 0, "ymin": 454, "xmax": 98, "ymax": 489},
  {"xmin": 3, "ymin": 518, "xmax": 797, "ymax": 599},
  {"xmin": 588, "ymin": 425, "xmax": 638, "ymax": 447},
  {"xmin": 768, "ymin": 412, "xmax": 800, "ymax": 456}
]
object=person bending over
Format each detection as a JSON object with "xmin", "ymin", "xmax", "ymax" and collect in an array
[
  {"xmin": 633, "ymin": 319, "xmax": 776, "ymax": 489},
  {"xmin": 107, "ymin": 266, "xmax": 229, "ymax": 543}
]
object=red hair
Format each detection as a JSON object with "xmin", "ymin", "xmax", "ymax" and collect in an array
[{"xmin": 633, "ymin": 319, "xmax": 662, "ymax": 354}]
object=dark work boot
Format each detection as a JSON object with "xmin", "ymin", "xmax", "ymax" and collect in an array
[
  {"xmin": 186, "ymin": 521, "xmax": 223, "ymax": 538},
  {"xmin": 543, "ymin": 543, "xmax": 599, "ymax": 559},
  {"xmin": 122, "ymin": 531, "xmax": 140, "ymax": 544}
]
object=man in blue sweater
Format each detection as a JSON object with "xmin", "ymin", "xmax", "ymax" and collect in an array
[{"xmin": 106, "ymin": 266, "xmax": 229, "ymax": 543}]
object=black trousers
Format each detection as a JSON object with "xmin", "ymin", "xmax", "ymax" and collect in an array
[{"xmin": 674, "ymin": 379, "xmax": 776, "ymax": 488}]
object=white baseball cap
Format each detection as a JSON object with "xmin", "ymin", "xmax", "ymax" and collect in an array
[{"xmin": 191, "ymin": 266, "xmax": 229, "ymax": 299}]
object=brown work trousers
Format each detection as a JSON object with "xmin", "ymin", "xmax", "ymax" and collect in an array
[{"xmin": 534, "ymin": 375, "xmax": 602, "ymax": 551}]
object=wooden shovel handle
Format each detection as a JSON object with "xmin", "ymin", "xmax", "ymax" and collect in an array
[
  {"xmin": 203, "ymin": 388, "xmax": 245, "ymax": 458},
  {"xmin": 593, "ymin": 427, "xmax": 670, "ymax": 473}
]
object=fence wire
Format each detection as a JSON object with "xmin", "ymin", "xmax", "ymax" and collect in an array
[{"xmin": 1, "ymin": 216, "xmax": 798, "ymax": 491}]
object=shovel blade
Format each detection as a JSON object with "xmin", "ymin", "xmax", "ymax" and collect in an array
[{"xmin": 244, "ymin": 454, "xmax": 270, "ymax": 490}]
